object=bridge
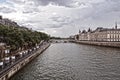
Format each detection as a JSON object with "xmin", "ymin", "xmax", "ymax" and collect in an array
[{"xmin": 49, "ymin": 39, "xmax": 70, "ymax": 43}]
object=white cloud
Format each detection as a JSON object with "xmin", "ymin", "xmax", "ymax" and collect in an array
[{"xmin": 0, "ymin": 0, "xmax": 120, "ymax": 37}]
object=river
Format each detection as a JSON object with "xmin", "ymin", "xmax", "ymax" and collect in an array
[{"xmin": 10, "ymin": 43, "xmax": 120, "ymax": 80}]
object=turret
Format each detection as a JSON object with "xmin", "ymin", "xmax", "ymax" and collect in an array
[
  {"xmin": 88, "ymin": 28, "xmax": 92, "ymax": 32},
  {"xmin": 82, "ymin": 30, "xmax": 86, "ymax": 33},
  {"xmin": 0, "ymin": 15, "xmax": 2, "ymax": 19},
  {"xmin": 79, "ymin": 29, "xmax": 81, "ymax": 34}
]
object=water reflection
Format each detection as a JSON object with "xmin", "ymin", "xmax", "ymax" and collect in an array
[{"xmin": 10, "ymin": 43, "xmax": 120, "ymax": 80}]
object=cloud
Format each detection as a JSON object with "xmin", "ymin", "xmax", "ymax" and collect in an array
[
  {"xmin": 8, "ymin": 0, "xmax": 86, "ymax": 8},
  {"xmin": 28, "ymin": 0, "xmax": 86, "ymax": 8},
  {"xmin": 0, "ymin": 0, "xmax": 120, "ymax": 37},
  {"xmin": 22, "ymin": 6, "xmax": 39, "ymax": 14},
  {"xmin": 0, "ymin": 6, "xmax": 16, "ymax": 13},
  {"xmin": 50, "ymin": 16, "xmax": 72, "ymax": 24},
  {"xmin": 48, "ymin": 15, "xmax": 73, "ymax": 28},
  {"xmin": 32, "ymin": 0, "xmax": 72, "ymax": 6},
  {"xmin": 8, "ymin": 0, "xmax": 26, "ymax": 4},
  {"xmin": 83, "ymin": 0, "xmax": 120, "ymax": 22}
]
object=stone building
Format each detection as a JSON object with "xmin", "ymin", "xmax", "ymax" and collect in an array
[
  {"xmin": 0, "ymin": 37, "xmax": 10, "ymax": 67},
  {"xmin": 0, "ymin": 15, "xmax": 19, "ymax": 27},
  {"xmin": 75, "ymin": 23, "xmax": 120, "ymax": 42},
  {"xmin": 0, "ymin": 43, "xmax": 6, "ymax": 60}
]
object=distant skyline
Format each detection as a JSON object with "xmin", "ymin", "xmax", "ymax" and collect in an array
[{"xmin": 0, "ymin": 0, "xmax": 120, "ymax": 37}]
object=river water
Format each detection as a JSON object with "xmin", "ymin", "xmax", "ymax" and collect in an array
[{"xmin": 10, "ymin": 43, "xmax": 120, "ymax": 80}]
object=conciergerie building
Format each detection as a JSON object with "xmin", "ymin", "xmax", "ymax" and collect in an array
[{"xmin": 74, "ymin": 23, "xmax": 120, "ymax": 42}]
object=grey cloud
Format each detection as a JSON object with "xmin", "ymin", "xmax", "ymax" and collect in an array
[
  {"xmin": 9, "ymin": 0, "xmax": 84, "ymax": 8},
  {"xmin": 0, "ymin": 6, "xmax": 16, "ymax": 13},
  {"xmin": 49, "ymin": 16, "xmax": 73, "ymax": 28},
  {"xmin": 96, "ymin": 0, "xmax": 120, "ymax": 12},
  {"xmin": 23, "ymin": 20, "xmax": 42, "ymax": 24},
  {"xmin": 33, "ymin": 0, "xmax": 72, "ymax": 6},
  {"xmin": 79, "ymin": 0, "xmax": 120, "ymax": 21},
  {"xmin": 23, "ymin": 7, "xmax": 39, "ymax": 14},
  {"xmin": 3, "ymin": 0, "xmax": 120, "ymax": 37},
  {"xmin": 49, "ymin": 24, "xmax": 62, "ymax": 28},
  {"xmin": 48, "ymin": 23, "xmax": 69, "ymax": 29},
  {"xmin": 46, "ymin": 23, "xmax": 65, "ymax": 29},
  {"xmin": 50, "ymin": 16, "xmax": 71, "ymax": 23},
  {"xmin": 9, "ymin": 0, "xmax": 25, "ymax": 4},
  {"xmin": 48, "ymin": 16, "xmax": 73, "ymax": 28},
  {"xmin": 9, "ymin": 0, "xmax": 40, "ymax": 14},
  {"xmin": 30, "ymin": 0, "xmax": 84, "ymax": 8}
]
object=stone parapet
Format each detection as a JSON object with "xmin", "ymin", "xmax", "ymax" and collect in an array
[{"xmin": 71, "ymin": 40, "xmax": 120, "ymax": 48}]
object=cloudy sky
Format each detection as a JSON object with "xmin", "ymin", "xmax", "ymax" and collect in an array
[{"xmin": 0, "ymin": 0, "xmax": 120, "ymax": 37}]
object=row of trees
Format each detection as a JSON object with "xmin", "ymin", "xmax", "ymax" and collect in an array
[{"xmin": 0, "ymin": 25, "xmax": 50, "ymax": 52}]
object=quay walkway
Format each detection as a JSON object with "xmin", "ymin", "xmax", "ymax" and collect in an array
[
  {"xmin": 0, "ymin": 42, "xmax": 50, "ymax": 80},
  {"xmin": 70, "ymin": 40, "xmax": 120, "ymax": 48}
]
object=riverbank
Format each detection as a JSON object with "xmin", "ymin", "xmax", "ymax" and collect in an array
[
  {"xmin": 10, "ymin": 43, "xmax": 120, "ymax": 80},
  {"xmin": 70, "ymin": 40, "xmax": 120, "ymax": 48},
  {"xmin": 0, "ymin": 42, "xmax": 50, "ymax": 80}
]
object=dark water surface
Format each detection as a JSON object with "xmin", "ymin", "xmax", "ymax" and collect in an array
[{"xmin": 10, "ymin": 43, "xmax": 120, "ymax": 80}]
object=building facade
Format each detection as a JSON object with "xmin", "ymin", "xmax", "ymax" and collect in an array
[
  {"xmin": 0, "ymin": 15, "xmax": 19, "ymax": 27},
  {"xmin": 75, "ymin": 24, "xmax": 120, "ymax": 42}
]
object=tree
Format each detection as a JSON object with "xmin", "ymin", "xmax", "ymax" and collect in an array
[{"xmin": 0, "ymin": 24, "xmax": 50, "ymax": 53}]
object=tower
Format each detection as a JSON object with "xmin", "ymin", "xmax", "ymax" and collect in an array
[
  {"xmin": 79, "ymin": 29, "xmax": 81, "ymax": 34},
  {"xmin": 115, "ymin": 22, "xmax": 117, "ymax": 29},
  {"xmin": 88, "ymin": 28, "xmax": 92, "ymax": 32},
  {"xmin": 0, "ymin": 15, "xmax": 2, "ymax": 19}
]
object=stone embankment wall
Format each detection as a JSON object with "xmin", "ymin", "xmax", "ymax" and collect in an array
[
  {"xmin": 0, "ymin": 43, "xmax": 50, "ymax": 80},
  {"xmin": 71, "ymin": 40, "xmax": 120, "ymax": 48}
]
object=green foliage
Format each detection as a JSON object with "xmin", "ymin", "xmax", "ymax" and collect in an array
[{"xmin": 0, "ymin": 25, "xmax": 50, "ymax": 51}]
